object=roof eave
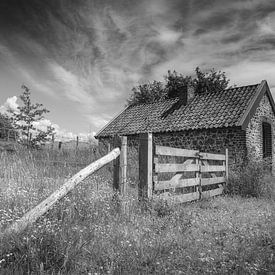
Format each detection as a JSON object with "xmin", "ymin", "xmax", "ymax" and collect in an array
[
  {"xmin": 95, "ymin": 105, "xmax": 130, "ymax": 139},
  {"xmin": 238, "ymin": 80, "xmax": 275, "ymax": 130}
]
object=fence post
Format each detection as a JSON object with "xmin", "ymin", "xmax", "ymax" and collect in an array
[
  {"xmin": 196, "ymin": 155, "xmax": 202, "ymax": 199},
  {"xmin": 120, "ymin": 136, "xmax": 127, "ymax": 195},
  {"xmin": 139, "ymin": 133, "xmax": 153, "ymax": 199},
  {"xmin": 225, "ymin": 148, "xmax": 229, "ymax": 180},
  {"xmin": 76, "ymin": 136, "xmax": 79, "ymax": 149},
  {"xmin": 112, "ymin": 135, "xmax": 127, "ymax": 194},
  {"xmin": 113, "ymin": 135, "xmax": 121, "ymax": 191},
  {"xmin": 51, "ymin": 134, "xmax": 55, "ymax": 150}
]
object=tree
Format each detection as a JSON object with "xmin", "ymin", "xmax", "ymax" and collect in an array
[
  {"xmin": 127, "ymin": 67, "xmax": 230, "ymax": 105},
  {"xmin": 9, "ymin": 85, "xmax": 54, "ymax": 148},
  {"xmin": 164, "ymin": 70, "xmax": 192, "ymax": 99},
  {"xmin": 127, "ymin": 81, "xmax": 166, "ymax": 106},
  {"xmin": 193, "ymin": 67, "xmax": 229, "ymax": 95}
]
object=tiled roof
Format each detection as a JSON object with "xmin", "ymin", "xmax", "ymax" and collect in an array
[{"xmin": 96, "ymin": 83, "xmax": 263, "ymax": 137}]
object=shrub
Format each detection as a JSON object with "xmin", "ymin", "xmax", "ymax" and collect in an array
[{"xmin": 225, "ymin": 160, "xmax": 274, "ymax": 198}]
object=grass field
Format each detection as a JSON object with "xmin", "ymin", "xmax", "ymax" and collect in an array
[{"xmin": 0, "ymin": 147, "xmax": 274, "ymax": 274}]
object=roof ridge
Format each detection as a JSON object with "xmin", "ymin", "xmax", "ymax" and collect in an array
[{"xmin": 224, "ymin": 82, "xmax": 261, "ymax": 91}]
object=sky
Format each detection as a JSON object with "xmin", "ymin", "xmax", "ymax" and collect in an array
[{"xmin": 0, "ymin": 0, "xmax": 275, "ymax": 140}]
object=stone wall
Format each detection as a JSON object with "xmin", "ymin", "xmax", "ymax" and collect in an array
[
  {"xmin": 153, "ymin": 127, "xmax": 246, "ymax": 166},
  {"xmin": 246, "ymin": 93, "xmax": 275, "ymax": 172},
  {"xmin": 99, "ymin": 126, "xmax": 247, "ymax": 167}
]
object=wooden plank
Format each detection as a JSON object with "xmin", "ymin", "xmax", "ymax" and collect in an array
[
  {"xmin": 139, "ymin": 133, "xmax": 153, "ymax": 199},
  {"xmin": 3, "ymin": 148, "xmax": 121, "ymax": 236},
  {"xmin": 155, "ymin": 178, "xmax": 199, "ymax": 191},
  {"xmin": 155, "ymin": 145, "xmax": 199, "ymax": 157},
  {"xmin": 156, "ymin": 191, "xmax": 200, "ymax": 204},
  {"xmin": 155, "ymin": 163, "xmax": 199, "ymax": 173},
  {"xmin": 201, "ymin": 186, "xmax": 224, "ymax": 199},
  {"xmin": 200, "ymin": 152, "xmax": 226, "ymax": 160},
  {"xmin": 201, "ymin": 177, "xmax": 225, "ymax": 186},
  {"xmin": 200, "ymin": 165, "xmax": 225, "ymax": 172}
]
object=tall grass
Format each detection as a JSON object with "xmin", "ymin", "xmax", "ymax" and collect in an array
[
  {"xmin": 225, "ymin": 160, "xmax": 275, "ymax": 199},
  {"xmin": 0, "ymin": 147, "xmax": 274, "ymax": 274}
]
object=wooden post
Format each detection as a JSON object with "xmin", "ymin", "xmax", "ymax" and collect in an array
[
  {"xmin": 196, "ymin": 156, "xmax": 201, "ymax": 199},
  {"xmin": 113, "ymin": 135, "xmax": 121, "ymax": 191},
  {"xmin": 120, "ymin": 136, "xmax": 127, "ymax": 195},
  {"xmin": 7, "ymin": 129, "xmax": 10, "ymax": 141},
  {"xmin": 112, "ymin": 135, "xmax": 127, "ymax": 194},
  {"xmin": 107, "ymin": 143, "xmax": 111, "ymax": 153},
  {"xmin": 139, "ymin": 133, "xmax": 153, "ymax": 199},
  {"xmin": 58, "ymin": 141, "xmax": 62, "ymax": 150},
  {"xmin": 51, "ymin": 134, "xmax": 55, "ymax": 150},
  {"xmin": 225, "ymin": 148, "xmax": 229, "ymax": 180},
  {"xmin": 76, "ymin": 136, "xmax": 79, "ymax": 149},
  {"xmin": 2, "ymin": 148, "xmax": 121, "ymax": 236}
]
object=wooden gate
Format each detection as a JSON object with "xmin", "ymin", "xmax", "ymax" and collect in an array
[
  {"xmin": 138, "ymin": 133, "xmax": 229, "ymax": 203},
  {"xmin": 152, "ymin": 145, "xmax": 228, "ymax": 203}
]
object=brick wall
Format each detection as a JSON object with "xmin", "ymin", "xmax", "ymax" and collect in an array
[{"xmin": 246, "ymin": 93, "xmax": 275, "ymax": 172}]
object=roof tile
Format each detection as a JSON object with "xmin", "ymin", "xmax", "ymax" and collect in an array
[{"xmin": 96, "ymin": 83, "xmax": 260, "ymax": 137}]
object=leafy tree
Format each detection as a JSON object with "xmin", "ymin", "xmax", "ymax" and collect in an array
[
  {"xmin": 9, "ymin": 85, "xmax": 54, "ymax": 148},
  {"xmin": 193, "ymin": 67, "xmax": 229, "ymax": 95},
  {"xmin": 127, "ymin": 81, "xmax": 166, "ymax": 106},
  {"xmin": 127, "ymin": 67, "xmax": 230, "ymax": 105},
  {"xmin": 164, "ymin": 70, "xmax": 192, "ymax": 99}
]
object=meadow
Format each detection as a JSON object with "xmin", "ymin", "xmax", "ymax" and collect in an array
[{"xmin": 0, "ymin": 146, "xmax": 274, "ymax": 274}]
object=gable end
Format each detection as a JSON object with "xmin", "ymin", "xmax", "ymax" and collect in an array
[{"xmin": 238, "ymin": 80, "xmax": 275, "ymax": 130}]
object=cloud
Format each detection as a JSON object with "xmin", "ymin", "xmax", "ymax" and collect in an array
[
  {"xmin": 0, "ymin": 0, "xmax": 275, "ymax": 133},
  {"xmin": 0, "ymin": 96, "xmax": 19, "ymax": 114}
]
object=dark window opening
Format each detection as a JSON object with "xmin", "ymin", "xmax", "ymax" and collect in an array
[{"xmin": 262, "ymin": 122, "xmax": 272, "ymax": 158}]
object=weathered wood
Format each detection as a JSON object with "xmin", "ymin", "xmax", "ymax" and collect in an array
[
  {"xmin": 113, "ymin": 135, "xmax": 121, "ymax": 190},
  {"xmin": 225, "ymin": 148, "xmax": 229, "ymax": 180},
  {"xmin": 156, "ymin": 191, "xmax": 200, "ymax": 204},
  {"xmin": 201, "ymin": 186, "xmax": 224, "ymax": 199},
  {"xmin": 155, "ymin": 178, "xmax": 199, "ymax": 191},
  {"xmin": 201, "ymin": 177, "xmax": 225, "ymax": 186},
  {"xmin": 3, "ymin": 148, "xmax": 121, "ymax": 235},
  {"xmin": 200, "ymin": 165, "xmax": 225, "ymax": 172},
  {"xmin": 120, "ymin": 136, "xmax": 127, "ymax": 195},
  {"xmin": 139, "ymin": 133, "xmax": 153, "ymax": 199},
  {"xmin": 155, "ymin": 145, "xmax": 199, "ymax": 157},
  {"xmin": 155, "ymin": 163, "xmax": 199, "ymax": 173},
  {"xmin": 200, "ymin": 152, "xmax": 226, "ymax": 160}
]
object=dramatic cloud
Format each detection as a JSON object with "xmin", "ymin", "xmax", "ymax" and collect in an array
[{"xmin": 0, "ymin": 0, "xmax": 275, "ymax": 132}]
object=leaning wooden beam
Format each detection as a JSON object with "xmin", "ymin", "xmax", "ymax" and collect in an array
[{"xmin": 2, "ymin": 148, "xmax": 121, "ymax": 236}]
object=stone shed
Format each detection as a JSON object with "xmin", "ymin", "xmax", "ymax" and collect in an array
[{"xmin": 96, "ymin": 80, "xmax": 275, "ymax": 172}]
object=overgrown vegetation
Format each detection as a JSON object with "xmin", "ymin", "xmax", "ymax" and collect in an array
[
  {"xmin": 127, "ymin": 67, "xmax": 230, "ymax": 105},
  {"xmin": 226, "ymin": 160, "xmax": 275, "ymax": 199},
  {"xmin": 0, "ymin": 148, "xmax": 274, "ymax": 274}
]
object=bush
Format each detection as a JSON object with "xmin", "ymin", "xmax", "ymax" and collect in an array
[{"xmin": 225, "ymin": 160, "xmax": 274, "ymax": 198}]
